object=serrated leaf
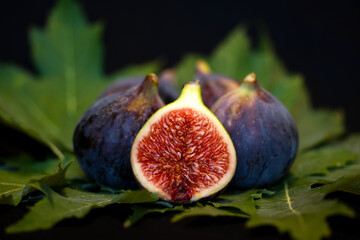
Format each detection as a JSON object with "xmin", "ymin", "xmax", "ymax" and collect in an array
[
  {"xmin": 0, "ymin": 157, "xmax": 70, "ymax": 206},
  {"xmin": 0, "ymin": 0, "xmax": 104, "ymax": 153},
  {"xmin": 124, "ymin": 203, "xmax": 184, "ymax": 227},
  {"xmin": 171, "ymin": 204, "xmax": 247, "ymax": 222},
  {"xmin": 126, "ymin": 190, "xmax": 258, "ymax": 227},
  {"xmin": 333, "ymin": 134, "xmax": 360, "ymax": 154},
  {"xmin": 0, "ymin": 65, "xmax": 65, "ymax": 158},
  {"xmin": 302, "ymin": 134, "xmax": 360, "ymax": 194},
  {"xmin": 340, "ymin": 182, "xmax": 360, "ymax": 195},
  {"xmin": 0, "ymin": 172, "xmax": 31, "ymax": 206},
  {"xmin": 296, "ymin": 110, "xmax": 344, "ymax": 151},
  {"xmin": 107, "ymin": 61, "xmax": 162, "ymax": 82},
  {"xmin": 246, "ymin": 179, "xmax": 356, "ymax": 240},
  {"xmin": 210, "ymin": 27, "xmax": 251, "ymax": 81},
  {"xmin": 6, "ymin": 185, "xmax": 157, "ymax": 233},
  {"xmin": 175, "ymin": 27, "xmax": 345, "ymax": 151},
  {"xmin": 210, "ymin": 28, "xmax": 302, "ymax": 109},
  {"xmin": 0, "ymin": 0, "xmax": 160, "ymax": 155},
  {"xmin": 60, "ymin": 156, "xmax": 87, "ymax": 181},
  {"xmin": 61, "ymin": 188, "xmax": 158, "ymax": 204},
  {"xmin": 290, "ymin": 147, "xmax": 358, "ymax": 178},
  {"xmin": 175, "ymin": 54, "xmax": 206, "ymax": 89},
  {"xmin": 0, "ymin": 1, "xmax": 358, "ymax": 238},
  {"xmin": 210, "ymin": 189, "xmax": 258, "ymax": 215}
]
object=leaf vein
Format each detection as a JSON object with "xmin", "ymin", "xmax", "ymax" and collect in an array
[
  {"xmin": 0, "ymin": 187, "xmax": 25, "ymax": 196},
  {"xmin": 284, "ymin": 181, "xmax": 305, "ymax": 227}
]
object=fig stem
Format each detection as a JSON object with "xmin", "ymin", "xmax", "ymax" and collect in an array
[
  {"xmin": 177, "ymin": 81, "xmax": 203, "ymax": 106},
  {"xmin": 234, "ymin": 73, "xmax": 259, "ymax": 95},
  {"xmin": 243, "ymin": 72, "xmax": 257, "ymax": 84},
  {"xmin": 126, "ymin": 73, "xmax": 160, "ymax": 112},
  {"xmin": 196, "ymin": 59, "xmax": 211, "ymax": 75},
  {"xmin": 139, "ymin": 73, "xmax": 159, "ymax": 98}
]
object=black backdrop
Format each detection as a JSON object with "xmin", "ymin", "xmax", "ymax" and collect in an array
[{"xmin": 0, "ymin": 0, "xmax": 359, "ymax": 239}]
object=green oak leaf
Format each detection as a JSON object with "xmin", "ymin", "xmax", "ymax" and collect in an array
[
  {"xmin": 6, "ymin": 185, "xmax": 158, "ymax": 233},
  {"xmin": 295, "ymin": 109, "xmax": 344, "ymax": 151},
  {"xmin": 332, "ymin": 134, "xmax": 360, "ymax": 154},
  {"xmin": 0, "ymin": 157, "xmax": 70, "ymax": 206},
  {"xmin": 340, "ymin": 181, "xmax": 360, "ymax": 195},
  {"xmin": 124, "ymin": 203, "xmax": 184, "ymax": 227},
  {"xmin": 175, "ymin": 27, "xmax": 344, "ymax": 152},
  {"xmin": 175, "ymin": 53, "xmax": 206, "ymax": 89},
  {"xmin": 171, "ymin": 203, "xmax": 247, "ymax": 222},
  {"xmin": 0, "ymin": 0, "xmax": 103, "ymax": 154},
  {"xmin": 246, "ymin": 178, "xmax": 356, "ymax": 240},
  {"xmin": 210, "ymin": 27, "xmax": 251, "ymax": 81},
  {"xmin": 210, "ymin": 189, "xmax": 259, "ymax": 215},
  {"xmin": 0, "ymin": 171, "xmax": 32, "ymax": 206},
  {"xmin": 301, "ymin": 134, "xmax": 360, "ymax": 194},
  {"xmin": 0, "ymin": 1, "xmax": 358, "ymax": 238},
  {"xmin": 107, "ymin": 61, "xmax": 162, "ymax": 82},
  {"xmin": 290, "ymin": 147, "xmax": 358, "ymax": 178},
  {"xmin": 0, "ymin": 0, "xmax": 160, "ymax": 155},
  {"xmin": 168, "ymin": 137, "xmax": 360, "ymax": 240},
  {"xmin": 210, "ymin": 28, "xmax": 303, "ymax": 109}
]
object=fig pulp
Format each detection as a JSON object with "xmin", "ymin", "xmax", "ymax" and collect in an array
[
  {"xmin": 99, "ymin": 69, "xmax": 179, "ymax": 104},
  {"xmin": 73, "ymin": 74, "xmax": 164, "ymax": 189},
  {"xmin": 196, "ymin": 60, "xmax": 240, "ymax": 108},
  {"xmin": 131, "ymin": 81, "xmax": 237, "ymax": 203},
  {"xmin": 211, "ymin": 73, "xmax": 299, "ymax": 189}
]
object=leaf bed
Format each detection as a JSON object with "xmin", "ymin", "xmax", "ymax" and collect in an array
[{"xmin": 0, "ymin": 1, "xmax": 359, "ymax": 240}]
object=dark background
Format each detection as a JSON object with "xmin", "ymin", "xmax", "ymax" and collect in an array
[{"xmin": 0, "ymin": 0, "xmax": 359, "ymax": 239}]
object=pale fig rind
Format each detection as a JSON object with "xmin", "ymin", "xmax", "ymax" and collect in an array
[
  {"xmin": 211, "ymin": 73, "xmax": 299, "ymax": 189},
  {"xmin": 73, "ymin": 74, "xmax": 164, "ymax": 189},
  {"xmin": 131, "ymin": 81, "xmax": 237, "ymax": 203}
]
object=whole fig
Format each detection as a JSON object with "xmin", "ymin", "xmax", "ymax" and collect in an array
[
  {"xmin": 99, "ymin": 69, "xmax": 179, "ymax": 104},
  {"xmin": 195, "ymin": 60, "xmax": 240, "ymax": 108},
  {"xmin": 211, "ymin": 73, "xmax": 298, "ymax": 189},
  {"xmin": 73, "ymin": 73, "xmax": 164, "ymax": 189}
]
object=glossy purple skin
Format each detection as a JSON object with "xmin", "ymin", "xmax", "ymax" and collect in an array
[
  {"xmin": 211, "ymin": 85, "xmax": 298, "ymax": 189},
  {"xmin": 99, "ymin": 76, "xmax": 179, "ymax": 104},
  {"xmin": 73, "ymin": 84, "xmax": 164, "ymax": 189},
  {"xmin": 197, "ymin": 73, "xmax": 240, "ymax": 108}
]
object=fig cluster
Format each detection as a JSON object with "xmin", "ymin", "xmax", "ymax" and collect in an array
[{"xmin": 73, "ymin": 60, "xmax": 299, "ymax": 201}]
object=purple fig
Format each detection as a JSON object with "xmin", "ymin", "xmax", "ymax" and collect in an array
[
  {"xmin": 211, "ymin": 73, "xmax": 299, "ymax": 189},
  {"xmin": 196, "ymin": 60, "xmax": 241, "ymax": 108},
  {"xmin": 73, "ymin": 73, "xmax": 164, "ymax": 189}
]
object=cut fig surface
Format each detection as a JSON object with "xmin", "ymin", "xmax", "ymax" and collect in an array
[{"xmin": 131, "ymin": 81, "xmax": 236, "ymax": 203}]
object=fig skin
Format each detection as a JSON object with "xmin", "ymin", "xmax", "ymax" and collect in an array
[
  {"xmin": 73, "ymin": 74, "xmax": 164, "ymax": 189},
  {"xmin": 196, "ymin": 60, "xmax": 241, "ymax": 108},
  {"xmin": 211, "ymin": 73, "xmax": 299, "ymax": 189},
  {"xmin": 99, "ymin": 69, "xmax": 179, "ymax": 104}
]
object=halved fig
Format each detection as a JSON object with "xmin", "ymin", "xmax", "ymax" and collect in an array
[{"xmin": 131, "ymin": 81, "xmax": 237, "ymax": 203}]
